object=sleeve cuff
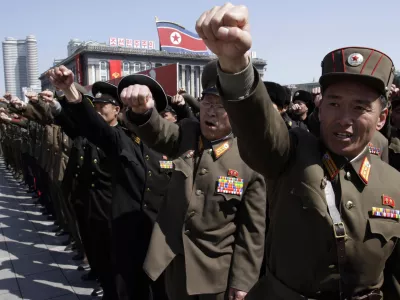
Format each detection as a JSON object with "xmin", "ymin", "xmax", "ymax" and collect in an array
[
  {"xmin": 217, "ymin": 60, "xmax": 255, "ymax": 100},
  {"xmin": 50, "ymin": 101, "xmax": 62, "ymax": 116},
  {"xmin": 125, "ymin": 109, "xmax": 153, "ymax": 126}
]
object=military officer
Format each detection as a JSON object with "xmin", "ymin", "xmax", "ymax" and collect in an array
[
  {"xmin": 196, "ymin": 4, "xmax": 400, "ymax": 300},
  {"xmin": 46, "ymin": 67, "xmax": 172, "ymax": 300},
  {"xmin": 120, "ymin": 62, "xmax": 266, "ymax": 300}
]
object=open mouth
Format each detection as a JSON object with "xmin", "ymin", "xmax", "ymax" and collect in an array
[
  {"xmin": 205, "ymin": 121, "xmax": 216, "ymax": 127},
  {"xmin": 334, "ymin": 132, "xmax": 353, "ymax": 140}
]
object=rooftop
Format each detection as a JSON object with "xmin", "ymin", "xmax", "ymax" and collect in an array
[{"xmin": 39, "ymin": 44, "xmax": 267, "ymax": 78}]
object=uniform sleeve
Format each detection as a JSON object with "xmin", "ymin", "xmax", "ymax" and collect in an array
[
  {"xmin": 229, "ymin": 171, "xmax": 266, "ymax": 292},
  {"xmin": 65, "ymin": 95, "xmax": 119, "ymax": 156},
  {"xmin": 124, "ymin": 108, "xmax": 182, "ymax": 158},
  {"xmin": 217, "ymin": 63, "xmax": 293, "ymax": 179},
  {"xmin": 21, "ymin": 101, "xmax": 53, "ymax": 125}
]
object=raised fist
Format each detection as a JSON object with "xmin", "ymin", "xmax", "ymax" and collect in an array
[
  {"xmin": 171, "ymin": 94, "xmax": 185, "ymax": 106},
  {"xmin": 26, "ymin": 91, "xmax": 39, "ymax": 103},
  {"xmin": 46, "ymin": 66, "xmax": 74, "ymax": 91},
  {"xmin": 11, "ymin": 113, "xmax": 19, "ymax": 119},
  {"xmin": 39, "ymin": 90, "xmax": 56, "ymax": 105},
  {"xmin": 10, "ymin": 97, "xmax": 26, "ymax": 110},
  {"xmin": 0, "ymin": 112, "xmax": 11, "ymax": 122},
  {"xmin": 196, "ymin": 3, "xmax": 251, "ymax": 72},
  {"xmin": 120, "ymin": 84, "xmax": 155, "ymax": 114},
  {"xmin": 3, "ymin": 92, "xmax": 12, "ymax": 101}
]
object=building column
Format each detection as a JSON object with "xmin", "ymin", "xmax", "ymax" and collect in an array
[
  {"xmin": 199, "ymin": 67, "xmax": 204, "ymax": 95},
  {"xmin": 181, "ymin": 64, "xmax": 186, "ymax": 90},
  {"xmin": 185, "ymin": 66, "xmax": 190, "ymax": 95},
  {"xmin": 190, "ymin": 66, "xmax": 195, "ymax": 97}
]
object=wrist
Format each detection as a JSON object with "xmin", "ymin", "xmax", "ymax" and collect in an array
[
  {"xmin": 62, "ymin": 85, "xmax": 82, "ymax": 103},
  {"xmin": 218, "ymin": 55, "xmax": 250, "ymax": 74}
]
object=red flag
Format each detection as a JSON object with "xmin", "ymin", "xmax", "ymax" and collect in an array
[
  {"xmin": 156, "ymin": 21, "xmax": 208, "ymax": 54},
  {"xmin": 109, "ymin": 60, "xmax": 122, "ymax": 80}
]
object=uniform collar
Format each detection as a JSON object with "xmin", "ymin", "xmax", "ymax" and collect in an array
[
  {"xmin": 321, "ymin": 143, "xmax": 372, "ymax": 186},
  {"xmin": 199, "ymin": 133, "xmax": 234, "ymax": 160},
  {"xmin": 349, "ymin": 147, "xmax": 371, "ymax": 185}
]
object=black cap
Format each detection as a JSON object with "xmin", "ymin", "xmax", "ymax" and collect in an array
[
  {"xmin": 283, "ymin": 86, "xmax": 291, "ymax": 106},
  {"xmin": 161, "ymin": 105, "xmax": 177, "ymax": 116},
  {"xmin": 92, "ymin": 82, "xmax": 121, "ymax": 107},
  {"xmin": 201, "ymin": 60, "xmax": 219, "ymax": 97},
  {"xmin": 292, "ymin": 90, "xmax": 313, "ymax": 106},
  {"xmin": 263, "ymin": 81, "xmax": 286, "ymax": 108},
  {"xmin": 117, "ymin": 74, "xmax": 167, "ymax": 112}
]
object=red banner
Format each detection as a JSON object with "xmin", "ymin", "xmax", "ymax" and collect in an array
[
  {"xmin": 137, "ymin": 63, "xmax": 178, "ymax": 96},
  {"xmin": 109, "ymin": 60, "xmax": 122, "ymax": 80},
  {"xmin": 75, "ymin": 55, "xmax": 83, "ymax": 85}
]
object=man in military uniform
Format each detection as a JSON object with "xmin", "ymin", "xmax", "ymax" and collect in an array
[
  {"xmin": 120, "ymin": 62, "xmax": 266, "ymax": 300},
  {"xmin": 196, "ymin": 4, "xmax": 400, "ymax": 299},
  {"xmin": 46, "ymin": 67, "xmax": 172, "ymax": 300}
]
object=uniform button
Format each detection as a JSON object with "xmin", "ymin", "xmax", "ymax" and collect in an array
[
  {"xmin": 195, "ymin": 190, "xmax": 202, "ymax": 196},
  {"xmin": 75, "ymin": 174, "xmax": 78, "ymax": 178},
  {"xmin": 47, "ymin": 149, "xmax": 50, "ymax": 151},
  {"xmin": 64, "ymin": 148, "xmax": 67, "ymax": 152},
  {"xmin": 232, "ymin": 207, "xmax": 238, "ymax": 212},
  {"xmin": 328, "ymin": 264, "xmax": 336, "ymax": 269},
  {"xmin": 143, "ymin": 203, "xmax": 147, "ymax": 208},
  {"xmin": 77, "ymin": 165, "xmax": 80, "ymax": 169},
  {"xmin": 64, "ymin": 139, "xmax": 67, "ymax": 143},
  {"xmin": 184, "ymin": 229, "xmax": 190, "ymax": 235},
  {"xmin": 148, "ymin": 171, "xmax": 152, "ymax": 176},
  {"xmin": 145, "ymin": 155, "xmax": 150, "ymax": 160},
  {"xmin": 80, "ymin": 156, "xmax": 84, "ymax": 160},
  {"xmin": 91, "ymin": 184, "xmax": 95, "ymax": 188},
  {"xmin": 345, "ymin": 172, "xmax": 351, "ymax": 180},
  {"xmin": 97, "ymin": 147, "xmax": 100, "ymax": 150},
  {"xmin": 54, "ymin": 152, "xmax": 57, "ymax": 155},
  {"xmin": 146, "ymin": 187, "xmax": 151, "ymax": 192},
  {"xmin": 345, "ymin": 201, "xmax": 355, "ymax": 210},
  {"xmin": 199, "ymin": 168, "xmax": 208, "ymax": 175},
  {"xmin": 83, "ymin": 147, "xmax": 86, "ymax": 150},
  {"xmin": 93, "ymin": 159, "xmax": 97, "ymax": 164},
  {"xmin": 92, "ymin": 172, "xmax": 95, "ymax": 175}
]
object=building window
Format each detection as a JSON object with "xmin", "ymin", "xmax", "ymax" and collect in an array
[
  {"xmin": 122, "ymin": 62, "xmax": 130, "ymax": 76},
  {"xmin": 141, "ymin": 63, "xmax": 152, "ymax": 71},
  {"xmin": 99, "ymin": 61, "xmax": 109, "ymax": 81},
  {"xmin": 133, "ymin": 63, "xmax": 141, "ymax": 73}
]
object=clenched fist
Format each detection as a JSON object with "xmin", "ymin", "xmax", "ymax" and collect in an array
[
  {"xmin": 10, "ymin": 97, "xmax": 26, "ymax": 110},
  {"xmin": 39, "ymin": 90, "xmax": 56, "ymax": 105},
  {"xmin": 46, "ymin": 66, "xmax": 74, "ymax": 90},
  {"xmin": 26, "ymin": 91, "xmax": 39, "ymax": 103},
  {"xmin": 46, "ymin": 66, "xmax": 81, "ymax": 103},
  {"xmin": 171, "ymin": 94, "xmax": 185, "ymax": 106},
  {"xmin": 196, "ymin": 3, "xmax": 251, "ymax": 73},
  {"xmin": 120, "ymin": 84, "xmax": 155, "ymax": 114},
  {"xmin": 3, "ymin": 92, "xmax": 12, "ymax": 101}
]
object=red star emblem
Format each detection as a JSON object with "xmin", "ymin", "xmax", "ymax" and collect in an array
[
  {"xmin": 172, "ymin": 34, "xmax": 180, "ymax": 42},
  {"xmin": 352, "ymin": 55, "xmax": 359, "ymax": 61}
]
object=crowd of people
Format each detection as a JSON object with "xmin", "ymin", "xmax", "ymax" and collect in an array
[{"xmin": 0, "ymin": 3, "xmax": 399, "ymax": 300}]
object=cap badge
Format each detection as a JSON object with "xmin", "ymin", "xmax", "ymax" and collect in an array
[
  {"xmin": 348, "ymin": 53, "xmax": 364, "ymax": 67},
  {"xmin": 95, "ymin": 92, "xmax": 102, "ymax": 98}
]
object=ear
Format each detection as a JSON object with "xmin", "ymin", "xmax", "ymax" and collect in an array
[
  {"xmin": 115, "ymin": 106, "xmax": 121, "ymax": 114},
  {"xmin": 376, "ymin": 108, "xmax": 388, "ymax": 130}
]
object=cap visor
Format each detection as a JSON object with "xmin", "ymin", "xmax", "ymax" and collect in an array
[{"xmin": 319, "ymin": 73, "xmax": 385, "ymax": 95}]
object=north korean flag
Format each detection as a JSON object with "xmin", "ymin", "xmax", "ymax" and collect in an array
[{"xmin": 156, "ymin": 21, "xmax": 209, "ymax": 55}]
